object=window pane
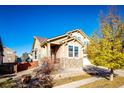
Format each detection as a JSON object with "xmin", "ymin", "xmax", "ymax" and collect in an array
[
  {"xmin": 35, "ymin": 51, "xmax": 37, "ymax": 59},
  {"xmin": 74, "ymin": 46, "xmax": 79, "ymax": 57},
  {"xmin": 68, "ymin": 46, "xmax": 73, "ymax": 57},
  {"xmin": 78, "ymin": 37, "xmax": 81, "ymax": 40}
]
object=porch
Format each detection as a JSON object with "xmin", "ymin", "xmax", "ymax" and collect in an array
[
  {"xmin": 47, "ymin": 43, "xmax": 61, "ymax": 63},
  {"xmin": 46, "ymin": 43, "xmax": 83, "ymax": 70}
]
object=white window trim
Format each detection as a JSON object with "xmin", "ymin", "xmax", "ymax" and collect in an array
[
  {"xmin": 74, "ymin": 46, "xmax": 79, "ymax": 57},
  {"xmin": 68, "ymin": 45, "xmax": 79, "ymax": 58},
  {"xmin": 68, "ymin": 45, "xmax": 73, "ymax": 57}
]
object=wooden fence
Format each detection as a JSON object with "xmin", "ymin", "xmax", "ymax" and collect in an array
[
  {"xmin": 17, "ymin": 61, "xmax": 38, "ymax": 72},
  {"xmin": 0, "ymin": 61, "xmax": 38, "ymax": 74}
]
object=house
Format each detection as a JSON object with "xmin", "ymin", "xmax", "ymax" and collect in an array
[
  {"xmin": 21, "ymin": 52, "xmax": 32, "ymax": 62},
  {"xmin": 31, "ymin": 29, "xmax": 90, "ymax": 70},
  {"xmin": 3, "ymin": 47, "xmax": 17, "ymax": 63},
  {"xmin": 0, "ymin": 37, "xmax": 4, "ymax": 64},
  {"xmin": 0, "ymin": 46, "xmax": 17, "ymax": 74}
]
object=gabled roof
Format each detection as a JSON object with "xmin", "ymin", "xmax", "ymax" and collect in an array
[
  {"xmin": 47, "ymin": 29, "xmax": 89, "ymax": 42},
  {"xmin": 60, "ymin": 35, "xmax": 84, "ymax": 47},
  {"xmin": 3, "ymin": 47, "xmax": 15, "ymax": 52},
  {"xmin": 34, "ymin": 36, "xmax": 48, "ymax": 43},
  {"xmin": 32, "ymin": 29, "xmax": 89, "ymax": 48},
  {"xmin": 32, "ymin": 36, "xmax": 48, "ymax": 50},
  {"xmin": 66, "ymin": 29, "xmax": 90, "ymax": 40}
]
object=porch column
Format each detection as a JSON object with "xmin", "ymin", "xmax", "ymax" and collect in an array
[{"xmin": 47, "ymin": 43, "xmax": 51, "ymax": 58}]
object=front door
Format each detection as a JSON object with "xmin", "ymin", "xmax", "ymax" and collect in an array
[
  {"xmin": 51, "ymin": 45, "xmax": 60, "ymax": 63},
  {"xmin": 51, "ymin": 48, "xmax": 55, "ymax": 61}
]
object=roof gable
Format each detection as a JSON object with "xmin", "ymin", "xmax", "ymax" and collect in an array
[
  {"xmin": 32, "ymin": 29, "xmax": 89, "ymax": 48},
  {"xmin": 34, "ymin": 36, "xmax": 48, "ymax": 43},
  {"xmin": 66, "ymin": 29, "xmax": 90, "ymax": 40}
]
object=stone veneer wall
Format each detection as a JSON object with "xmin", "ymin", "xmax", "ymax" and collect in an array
[
  {"xmin": 59, "ymin": 58, "xmax": 83, "ymax": 69},
  {"xmin": 51, "ymin": 70, "xmax": 85, "ymax": 80}
]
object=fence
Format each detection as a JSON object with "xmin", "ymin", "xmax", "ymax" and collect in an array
[
  {"xmin": 17, "ymin": 61, "xmax": 38, "ymax": 72},
  {"xmin": 0, "ymin": 63, "xmax": 17, "ymax": 74},
  {"xmin": 0, "ymin": 59, "xmax": 61, "ymax": 74}
]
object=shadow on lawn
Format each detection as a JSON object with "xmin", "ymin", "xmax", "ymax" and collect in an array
[{"xmin": 83, "ymin": 65, "xmax": 117, "ymax": 80}]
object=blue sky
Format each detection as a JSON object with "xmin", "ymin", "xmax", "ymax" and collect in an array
[{"xmin": 0, "ymin": 5, "xmax": 124, "ymax": 56}]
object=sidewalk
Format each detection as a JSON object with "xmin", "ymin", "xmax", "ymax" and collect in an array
[
  {"xmin": 115, "ymin": 70, "xmax": 124, "ymax": 77},
  {"xmin": 54, "ymin": 77, "xmax": 102, "ymax": 88},
  {"xmin": 119, "ymin": 85, "xmax": 124, "ymax": 88}
]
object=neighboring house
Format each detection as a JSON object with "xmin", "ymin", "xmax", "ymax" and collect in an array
[
  {"xmin": 31, "ymin": 29, "xmax": 90, "ymax": 69},
  {"xmin": 0, "ymin": 37, "xmax": 4, "ymax": 64},
  {"xmin": 3, "ymin": 47, "xmax": 17, "ymax": 63},
  {"xmin": 0, "ymin": 47, "xmax": 17, "ymax": 74},
  {"xmin": 21, "ymin": 52, "xmax": 32, "ymax": 62}
]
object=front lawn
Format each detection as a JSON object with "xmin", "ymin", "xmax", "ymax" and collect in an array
[
  {"xmin": 0, "ymin": 79, "xmax": 15, "ymax": 88},
  {"xmin": 80, "ymin": 76, "xmax": 124, "ymax": 88},
  {"xmin": 53, "ymin": 74, "xmax": 91, "ymax": 86}
]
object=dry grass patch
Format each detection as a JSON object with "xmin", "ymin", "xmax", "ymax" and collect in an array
[
  {"xmin": 80, "ymin": 76, "xmax": 124, "ymax": 88},
  {"xmin": 53, "ymin": 74, "xmax": 91, "ymax": 86}
]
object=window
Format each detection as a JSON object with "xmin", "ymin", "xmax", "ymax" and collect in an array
[
  {"xmin": 73, "ymin": 36, "xmax": 81, "ymax": 40},
  {"xmin": 83, "ymin": 40, "xmax": 88, "ymax": 45},
  {"xmin": 84, "ymin": 41, "xmax": 87, "ymax": 45},
  {"xmin": 68, "ymin": 45, "xmax": 79, "ymax": 57},
  {"xmin": 78, "ymin": 37, "xmax": 81, "ymax": 40},
  {"xmin": 74, "ymin": 46, "xmax": 79, "ymax": 57},
  {"xmin": 68, "ymin": 46, "xmax": 73, "ymax": 57},
  {"xmin": 35, "ymin": 51, "xmax": 37, "ymax": 59}
]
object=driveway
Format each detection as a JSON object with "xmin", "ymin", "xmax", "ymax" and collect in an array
[
  {"xmin": 83, "ymin": 65, "xmax": 110, "ymax": 77},
  {"xmin": 115, "ymin": 70, "xmax": 124, "ymax": 77}
]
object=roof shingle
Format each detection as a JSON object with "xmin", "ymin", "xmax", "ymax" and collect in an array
[{"xmin": 35, "ymin": 36, "xmax": 48, "ymax": 43}]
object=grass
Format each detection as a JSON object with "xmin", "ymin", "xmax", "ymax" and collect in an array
[
  {"xmin": 0, "ymin": 79, "xmax": 16, "ymax": 88},
  {"xmin": 53, "ymin": 74, "xmax": 91, "ymax": 86},
  {"xmin": 0, "ymin": 74, "xmax": 91, "ymax": 88},
  {"xmin": 80, "ymin": 76, "xmax": 124, "ymax": 88}
]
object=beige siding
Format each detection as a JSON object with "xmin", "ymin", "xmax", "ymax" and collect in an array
[
  {"xmin": 32, "ymin": 39, "xmax": 42, "ymax": 61},
  {"xmin": 59, "ymin": 40, "xmax": 83, "ymax": 58},
  {"xmin": 32, "ymin": 39, "xmax": 48, "ymax": 64},
  {"xmin": 56, "ymin": 44, "xmax": 64, "ymax": 58},
  {"xmin": 50, "ymin": 36, "xmax": 67, "ymax": 44},
  {"xmin": 3, "ymin": 48, "xmax": 16, "ymax": 63}
]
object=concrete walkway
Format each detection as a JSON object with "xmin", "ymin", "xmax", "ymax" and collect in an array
[
  {"xmin": 54, "ymin": 77, "xmax": 102, "ymax": 88},
  {"xmin": 119, "ymin": 85, "xmax": 124, "ymax": 88},
  {"xmin": 115, "ymin": 70, "xmax": 124, "ymax": 77}
]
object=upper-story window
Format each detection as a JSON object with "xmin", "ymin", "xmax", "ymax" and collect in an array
[
  {"xmin": 83, "ymin": 38, "xmax": 88, "ymax": 45},
  {"xmin": 83, "ymin": 41, "xmax": 88, "ymax": 45},
  {"xmin": 74, "ymin": 46, "xmax": 79, "ymax": 57},
  {"xmin": 77, "ymin": 37, "xmax": 81, "ymax": 40},
  {"xmin": 73, "ymin": 36, "xmax": 81, "ymax": 40},
  {"xmin": 68, "ymin": 46, "xmax": 73, "ymax": 57}
]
